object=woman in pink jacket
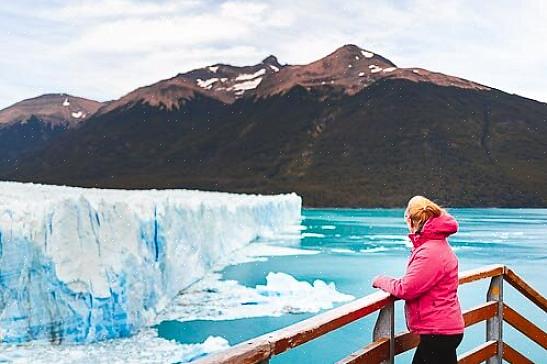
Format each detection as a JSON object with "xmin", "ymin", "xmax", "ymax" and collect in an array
[{"xmin": 372, "ymin": 196, "xmax": 464, "ymax": 364}]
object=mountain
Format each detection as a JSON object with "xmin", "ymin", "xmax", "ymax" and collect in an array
[
  {"xmin": 2, "ymin": 45, "xmax": 547, "ymax": 207},
  {"xmin": 0, "ymin": 94, "xmax": 102, "ymax": 166},
  {"xmin": 94, "ymin": 55, "xmax": 285, "ymax": 116}
]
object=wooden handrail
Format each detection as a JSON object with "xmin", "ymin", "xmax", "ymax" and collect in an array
[
  {"xmin": 457, "ymin": 340, "xmax": 497, "ymax": 364},
  {"xmin": 503, "ymin": 303, "xmax": 547, "ymax": 349},
  {"xmin": 504, "ymin": 267, "xmax": 547, "ymax": 312},
  {"xmin": 463, "ymin": 301, "xmax": 497, "ymax": 327},
  {"xmin": 336, "ymin": 338, "xmax": 390, "ymax": 364},
  {"xmin": 197, "ymin": 291, "xmax": 393, "ymax": 364},
  {"xmin": 502, "ymin": 342, "xmax": 534, "ymax": 364},
  {"xmin": 338, "ymin": 300, "xmax": 499, "ymax": 363},
  {"xmin": 458, "ymin": 264, "xmax": 504, "ymax": 285},
  {"xmin": 195, "ymin": 265, "xmax": 546, "ymax": 364}
]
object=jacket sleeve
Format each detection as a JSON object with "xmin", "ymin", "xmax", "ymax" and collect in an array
[{"xmin": 372, "ymin": 249, "xmax": 444, "ymax": 300}]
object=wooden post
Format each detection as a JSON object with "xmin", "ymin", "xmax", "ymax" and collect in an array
[
  {"xmin": 373, "ymin": 301, "xmax": 394, "ymax": 364},
  {"xmin": 486, "ymin": 275, "xmax": 503, "ymax": 364}
]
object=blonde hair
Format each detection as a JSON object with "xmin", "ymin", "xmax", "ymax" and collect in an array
[{"xmin": 405, "ymin": 196, "xmax": 444, "ymax": 233}]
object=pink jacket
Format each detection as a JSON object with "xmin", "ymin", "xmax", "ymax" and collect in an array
[{"xmin": 372, "ymin": 213, "xmax": 464, "ymax": 335}]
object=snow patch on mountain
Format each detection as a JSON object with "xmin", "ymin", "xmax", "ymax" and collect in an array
[
  {"xmin": 369, "ymin": 65, "xmax": 383, "ymax": 73},
  {"xmin": 230, "ymin": 77, "xmax": 263, "ymax": 93},
  {"xmin": 235, "ymin": 68, "xmax": 266, "ymax": 81},
  {"xmin": 196, "ymin": 78, "xmax": 219, "ymax": 89}
]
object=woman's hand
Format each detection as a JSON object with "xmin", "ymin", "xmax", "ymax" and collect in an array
[{"xmin": 372, "ymin": 275, "xmax": 382, "ymax": 288}]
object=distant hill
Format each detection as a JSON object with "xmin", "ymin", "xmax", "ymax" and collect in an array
[
  {"xmin": 0, "ymin": 94, "xmax": 102, "ymax": 167},
  {"xmin": 2, "ymin": 45, "xmax": 547, "ymax": 207}
]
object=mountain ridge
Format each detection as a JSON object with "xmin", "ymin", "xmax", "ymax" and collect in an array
[{"xmin": 2, "ymin": 44, "xmax": 546, "ymax": 207}]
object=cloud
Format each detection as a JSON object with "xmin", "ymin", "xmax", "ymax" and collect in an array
[
  {"xmin": 0, "ymin": 0, "xmax": 546, "ymax": 109},
  {"xmin": 41, "ymin": 0, "xmax": 201, "ymax": 19}
]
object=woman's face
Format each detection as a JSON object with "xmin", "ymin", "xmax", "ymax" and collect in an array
[{"xmin": 404, "ymin": 208, "xmax": 414, "ymax": 232}]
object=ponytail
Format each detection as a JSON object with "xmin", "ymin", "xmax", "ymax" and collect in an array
[{"xmin": 405, "ymin": 196, "xmax": 443, "ymax": 233}]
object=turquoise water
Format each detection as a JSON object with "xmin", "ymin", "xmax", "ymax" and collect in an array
[{"xmin": 157, "ymin": 209, "xmax": 547, "ymax": 363}]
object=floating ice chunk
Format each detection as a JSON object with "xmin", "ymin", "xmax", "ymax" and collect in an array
[
  {"xmin": 302, "ymin": 232, "xmax": 325, "ymax": 238},
  {"xmin": 383, "ymin": 67, "xmax": 396, "ymax": 72},
  {"xmin": 321, "ymin": 225, "xmax": 336, "ymax": 230},
  {"xmin": 0, "ymin": 182, "xmax": 301, "ymax": 343},
  {"xmin": 0, "ymin": 330, "xmax": 229, "ymax": 364},
  {"xmin": 159, "ymin": 272, "xmax": 354, "ymax": 322},
  {"xmin": 359, "ymin": 246, "xmax": 390, "ymax": 254},
  {"xmin": 208, "ymin": 66, "xmax": 219, "ymax": 73},
  {"xmin": 196, "ymin": 78, "xmax": 219, "ymax": 89},
  {"xmin": 178, "ymin": 336, "xmax": 230, "ymax": 363},
  {"xmin": 330, "ymin": 248, "xmax": 356, "ymax": 254},
  {"xmin": 246, "ymin": 244, "xmax": 319, "ymax": 258},
  {"xmin": 361, "ymin": 50, "xmax": 374, "ymax": 58},
  {"xmin": 235, "ymin": 68, "xmax": 266, "ymax": 81},
  {"xmin": 71, "ymin": 111, "xmax": 84, "ymax": 118},
  {"xmin": 62, "ymin": 98, "xmax": 70, "ymax": 106}
]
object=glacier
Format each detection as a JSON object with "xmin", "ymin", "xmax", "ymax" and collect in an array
[{"xmin": 0, "ymin": 182, "xmax": 301, "ymax": 344}]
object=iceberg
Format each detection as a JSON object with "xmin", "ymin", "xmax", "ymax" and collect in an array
[
  {"xmin": 159, "ymin": 271, "xmax": 354, "ymax": 322},
  {"xmin": 0, "ymin": 182, "xmax": 301, "ymax": 343},
  {"xmin": 0, "ymin": 330, "xmax": 230, "ymax": 364}
]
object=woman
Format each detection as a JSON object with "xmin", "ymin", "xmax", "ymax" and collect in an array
[{"xmin": 372, "ymin": 196, "xmax": 464, "ymax": 364}]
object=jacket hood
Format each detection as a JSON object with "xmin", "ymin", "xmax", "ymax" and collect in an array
[{"xmin": 409, "ymin": 212, "xmax": 458, "ymax": 248}]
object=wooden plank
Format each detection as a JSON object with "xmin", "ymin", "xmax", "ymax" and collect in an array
[
  {"xmin": 385, "ymin": 301, "xmax": 498, "ymax": 358},
  {"xmin": 199, "ymin": 291, "xmax": 393, "ymax": 364},
  {"xmin": 266, "ymin": 291, "xmax": 393, "ymax": 355},
  {"xmin": 336, "ymin": 338, "xmax": 390, "ymax": 364},
  {"xmin": 372, "ymin": 303, "xmax": 394, "ymax": 363},
  {"xmin": 196, "ymin": 265, "xmax": 546, "ymax": 364},
  {"xmin": 458, "ymin": 264, "xmax": 504, "ymax": 285},
  {"xmin": 312, "ymin": 300, "xmax": 475, "ymax": 364},
  {"xmin": 503, "ymin": 303, "xmax": 547, "ymax": 349},
  {"xmin": 502, "ymin": 342, "xmax": 534, "ymax": 364},
  {"xmin": 463, "ymin": 301, "xmax": 498, "ymax": 327},
  {"xmin": 393, "ymin": 331, "xmax": 420, "ymax": 354},
  {"xmin": 457, "ymin": 340, "xmax": 498, "ymax": 364},
  {"xmin": 194, "ymin": 339, "xmax": 271, "ymax": 364},
  {"xmin": 486, "ymin": 276, "xmax": 503, "ymax": 364},
  {"xmin": 504, "ymin": 268, "xmax": 547, "ymax": 313}
]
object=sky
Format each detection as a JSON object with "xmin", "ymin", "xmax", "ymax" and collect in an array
[{"xmin": 1, "ymin": 0, "xmax": 546, "ymax": 109}]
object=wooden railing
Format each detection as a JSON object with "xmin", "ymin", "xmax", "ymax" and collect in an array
[{"xmin": 195, "ymin": 265, "xmax": 546, "ymax": 364}]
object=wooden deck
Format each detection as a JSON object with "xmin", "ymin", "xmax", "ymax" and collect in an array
[{"xmin": 195, "ymin": 265, "xmax": 546, "ymax": 364}]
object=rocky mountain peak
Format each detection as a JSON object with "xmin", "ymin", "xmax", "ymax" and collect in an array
[
  {"xmin": 0, "ymin": 94, "xmax": 102, "ymax": 127},
  {"xmin": 261, "ymin": 55, "xmax": 282, "ymax": 68}
]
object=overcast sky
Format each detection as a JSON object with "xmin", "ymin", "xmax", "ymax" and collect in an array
[{"xmin": 1, "ymin": 0, "xmax": 546, "ymax": 109}]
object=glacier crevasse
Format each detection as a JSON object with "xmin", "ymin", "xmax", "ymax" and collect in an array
[{"xmin": 0, "ymin": 182, "xmax": 301, "ymax": 343}]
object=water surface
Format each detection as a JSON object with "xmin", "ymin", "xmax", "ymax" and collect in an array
[{"xmin": 158, "ymin": 208, "xmax": 547, "ymax": 363}]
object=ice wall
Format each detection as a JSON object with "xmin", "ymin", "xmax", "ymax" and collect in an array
[{"xmin": 0, "ymin": 182, "xmax": 301, "ymax": 343}]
